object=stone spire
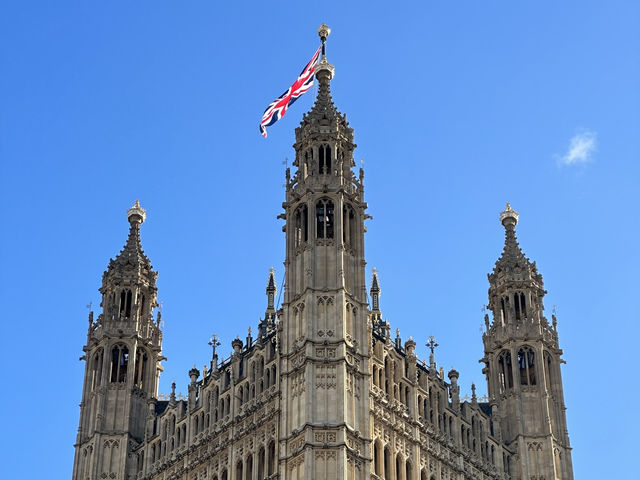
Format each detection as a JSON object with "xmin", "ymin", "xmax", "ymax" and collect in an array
[
  {"xmin": 370, "ymin": 268, "xmax": 381, "ymax": 311},
  {"xmin": 491, "ymin": 203, "xmax": 543, "ymax": 287},
  {"xmin": 266, "ymin": 267, "xmax": 277, "ymax": 310},
  {"xmin": 103, "ymin": 200, "xmax": 156, "ymax": 289},
  {"xmin": 293, "ymin": 25, "xmax": 356, "ymax": 183},
  {"xmin": 259, "ymin": 268, "xmax": 277, "ymax": 338},
  {"xmin": 370, "ymin": 269, "xmax": 386, "ymax": 338}
]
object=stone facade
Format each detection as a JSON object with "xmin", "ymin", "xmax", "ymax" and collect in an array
[{"xmin": 72, "ymin": 45, "xmax": 573, "ymax": 480}]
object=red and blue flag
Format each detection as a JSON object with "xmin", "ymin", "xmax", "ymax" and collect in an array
[{"xmin": 260, "ymin": 47, "xmax": 322, "ymax": 138}]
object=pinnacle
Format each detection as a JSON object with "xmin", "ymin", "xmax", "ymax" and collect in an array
[
  {"xmin": 493, "ymin": 204, "xmax": 529, "ymax": 271},
  {"xmin": 105, "ymin": 201, "xmax": 154, "ymax": 283},
  {"xmin": 266, "ymin": 267, "xmax": 276, "ymax": 292},
  {"xmin": 307, "ymin": 60, "xmax": 340, "ymax": 122},
  {"xmin": 370, "ymin": 268, "xmax": 380, "ymax": 293}
]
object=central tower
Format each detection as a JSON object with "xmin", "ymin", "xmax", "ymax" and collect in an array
[{"xmin": 278, "ymin": 25, "xmax": 372, "ymax": 480}]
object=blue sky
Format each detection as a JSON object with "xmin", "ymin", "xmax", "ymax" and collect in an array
[{"xmin": 1, "ymin": 1, "xmax": 638, "ymax": 478}]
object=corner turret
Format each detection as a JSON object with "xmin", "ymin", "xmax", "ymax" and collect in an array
[
  {"xmin": 72, "ymin": 201, "xmax": 164, "ymax": 480},
  {"xmin": 481, "ymin": 204, "xmax": 574, "ymax": 480}
]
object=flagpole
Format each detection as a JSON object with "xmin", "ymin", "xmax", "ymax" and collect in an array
[{"xmin": 318, "ymin": 23, "xmax": 331, "ymax": 58}]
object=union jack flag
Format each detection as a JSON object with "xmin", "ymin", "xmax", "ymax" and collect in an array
[{"xmin": 260, "ymin": 46, "xmax": 322, "ymax": 138}]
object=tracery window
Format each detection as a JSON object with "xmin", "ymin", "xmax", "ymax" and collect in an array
[
  {"xmin": 318, "ymin": 144, "xmax": 331, "ymax": 174},
  {"xmin": 119, "ymin": 289, "xmax": 133, "ymax": 318},
  {"xmin": 514, "ymin": 291, "xmax": 527, "ymax": 321},
  {"xmin": 138, "ymin": 293, "xmax": 146, "ymax": 319},
  {"xmin": 342, "ymin": 204, "xmax": 356, "ymax": 248},
  {"xmin": 91, "ymin": 348, "xmax": 103, "ymax": 389},
  {"xmin": 498, "ymin": 350, "xmax": 513, "ymax": 391},
  {"xmin": 267, "ymin": 441, "xmax": 276, "ymax": 475},
  {"xmin": 294, "ymin": 205, "xmax": 308, "ymax": 247},
  {"xmin": 316, "ymin": 199, "xmax": 334, "ymax": 239},
  {"xmin": 110, "ymin": 344, "xmax": 129, "ymax": 383},
  {"xmin": 518, "ymin": 346, "xmax": 536, "ymax": 385},
  {"xmin": 257, "ymin": 447, "xmax": 265, "ymax": 480},
  {"xmin": 134, "ymin": 348, "xmax": 148, "ymax": 389},
  {"xmin": 544, "ymin": 351, "xmax": 553, "ymax": 390}
]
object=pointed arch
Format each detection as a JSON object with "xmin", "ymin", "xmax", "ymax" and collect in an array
[
  {"xmin": 342, "ymin": 203, "xmax": 356, "ymax": 248},
  {"xmin": 498, "ymin": 350, "xmax": 513, "ymax": 391},
  {"xmin": 134, "ymin": 347, "xmax": 148, "ymax": 389},
  {"xmin": 319, "ymin": 144, "xmax": 331, "ymax": 174},
  {"xmin": 518, "ymin": 345, "xmax": 536, "ymax": 385},
  {"xmin": 91, "ymin": 348, "xmax": 104, "ymax": 389},
  {"xmin": 316, "ymin": 198, "xmax": 335, "ymax": 238},
  {"xmin": 294, "ymin": 204, "xmax": 308, "ymax": 247},
  {"xmin": 110, "ymin": 344, "xmax": 129, "ymax": 383}
]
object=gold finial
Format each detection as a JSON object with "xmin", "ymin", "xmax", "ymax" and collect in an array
[
  {"xmin": 318, "ymin": 23, "xmax": 331, "ymax": 42},
  {"xmin": 127, "ymin": 199, "xmax": 146, "ymax": 225},
  {"xmin": 499, "ymin": 202, "xmax": 519, "ymax": 226}
]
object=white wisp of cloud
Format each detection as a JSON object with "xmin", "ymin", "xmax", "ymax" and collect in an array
[{"xmin": 559, "ymin": 130, "xmax": 597, "ymax": 166}]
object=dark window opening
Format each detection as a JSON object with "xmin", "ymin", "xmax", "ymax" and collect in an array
[
  {"xmin": 139, "ymin": 294, "xmax": 146, "ymax": 319},
  {"xmin": 319, "ymin": 144, "xmax": 331, "ymax": 174},
  {"xmin": 110, "ymin": 345, "xmax": 129, "ymax": 383},
  {"xmin": 294, "ymin": 205, "xmax": 308, "ymax": 247},
  {"xmin": 514, "ymin": 292, "xmax": 526, "ymax": 321},
  {"xmin": 518, "ymin": 347, "xmax": 536, "ymax": 385},
  {"xmin": 134, "ymin": 348, "xmax": 148, "ymax": 389},
  {"xmin": 544, "ymin": 351, "xmax": 553, "ymax": 390},
  {"xmin": 119, "ymin": 289, "xmax": 133, "ymax": 318},
  {"xmin": 316, "ymin": 199, "xmax": 334, "ymax": 239},
  {"xmin": 91, "ymin": 349, "xmax": 103, "ymax": 389},
  {"xmin": 498, "ymin": 350, "xmax": 513, "ymax": 391},
  {"xmin": 342, "ymin": 205, "xmax": 356, "ymax": 248}
]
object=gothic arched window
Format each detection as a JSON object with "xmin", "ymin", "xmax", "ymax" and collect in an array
[
  {"xmin": 257, "ymin": 446, "xmax": 265, "ymax": 480},
  {"xmin": 518, "ymin": 346, "xmax": 536, "ymax": 385},
  {"xmin": 316, "ymin": 199, "xmax": 334, "ymax": 239},
  {"xmin": 134, "ymin": 348, "xmax": 148, "ymax": 389},
  {"xmin": 91, "ymin": 348, "xmax": 103, "ymax": 389},
  {"xmin": 110, "ymin": 344, "xmax": 129, "ymax": 383},
  {"xmin": 514, "ymin": 291, "xmax": 526, "ymax": 321},
  {"xmin": 138, "ymin": 293, "xmax": 146, "ymax": 319},
  {"xmin": 303, "ymin": 149, "xmax": 311, "ymax": 178},
  {"xmin": 119, "ymin": 289, "xmax": 133, "ymax": 318},
  {"xmin": 498, "ymin": 350, "xmax": 513, "ymax": 391},
  {"xmin": 342, "ymin": 204, "xmax": 356, "ymax": 248},
  {"xmin": 294, "ymin": 205, "xmax": 308, "ymax": 247},
  {"xmin": 544, "ymin": 351, "xmax": 553, "ymax": 390},
  {"xmin": 318, "ymin": 144, "xmax": 331, "ymax": 174},
  {"xmin": 267, "ymin": 440, "xmax": 276, "ymax": 475}
]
